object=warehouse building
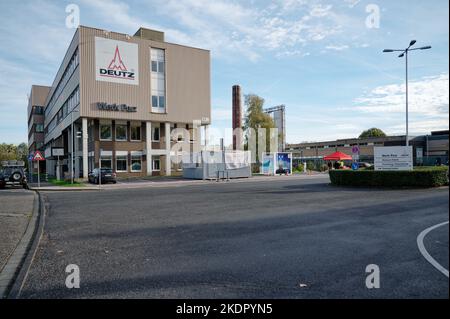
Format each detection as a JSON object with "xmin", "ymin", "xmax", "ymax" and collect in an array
[
  {"xmin": 287, "ymin": 130, "xmax": 449, "ymax": 165},
  {"xmin": 28, "ymin": 25, "xmax": 211, "ymax": 179}
]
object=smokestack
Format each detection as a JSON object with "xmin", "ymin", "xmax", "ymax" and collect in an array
[{"xmin": 232, "ymin": 85, "xmax": 242, "ymax": 150}]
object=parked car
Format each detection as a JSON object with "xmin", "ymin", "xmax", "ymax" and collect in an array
[
  {"xmin": 357, "ymin": 162, "xmax": 373, "ymax": 168},
  {"xmin": 88, "ymin": 168, "xmax": 117, "ymax": 184},
  {"xmin": 0, "ymin": 162, "xmax": 28, "ymax": 189}
]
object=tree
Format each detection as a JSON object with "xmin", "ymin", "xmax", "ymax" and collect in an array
[
  {"xmin": 243, "ymin": 94, "xmax": 275, "ymax": 162},
  {"xmin": 359, "ymin": 128, "xmax": 387, "ymax": 139},
  {"xmin": 0, "ymin": 143, "xmax": 28, "ymax": 163}
]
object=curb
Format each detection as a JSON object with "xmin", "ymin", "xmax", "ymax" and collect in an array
[
  {"xmin": 0, "ymin": 191, "xmax": 41, "ymax": 299},
  {"xmin": 29, "ymin": 187, "xmax": 98, "ymax": 191}
]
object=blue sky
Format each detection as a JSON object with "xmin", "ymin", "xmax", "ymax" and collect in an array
[{"xmin": 0, "ymin": 0, "xmax": 448, "ymax": 145}]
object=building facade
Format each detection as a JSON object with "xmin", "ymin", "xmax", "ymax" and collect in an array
[
  {"xmin": 28, "ymin": 25, "xmax": 211, "ymax": 179},
  {"xmin": 287, "ymin": 130, "xmax": 449, "ymax": 165}
]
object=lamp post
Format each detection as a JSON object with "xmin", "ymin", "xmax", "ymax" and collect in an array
[
  {"xmin": 383, "ymin": 41, "xmax": 431, "ymax": 147},
  {"xmin": 70, "ymin": 106, "xmax": 80, "ymax": 184}
]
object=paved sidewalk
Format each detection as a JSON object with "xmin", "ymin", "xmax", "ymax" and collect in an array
[
  {"xmin": 29, "ymin": 174, "xmax": 329, "ymax": 191},
  {"xmin": 0, "ymin": 189, "xmax": 37, "ymax": 298}
]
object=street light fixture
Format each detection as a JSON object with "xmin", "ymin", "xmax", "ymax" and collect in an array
[{"xmin": 383, "ymin": 40, "xmax": 431, "ymax": 146}]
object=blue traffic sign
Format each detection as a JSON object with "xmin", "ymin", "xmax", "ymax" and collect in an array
[
  {"xmin": 351, "ymin": 162, "xmax": 359, "ymax": 170},
  {"xmin": 28, "ymin": 154, "xmax": 34, "ymax": 161}
]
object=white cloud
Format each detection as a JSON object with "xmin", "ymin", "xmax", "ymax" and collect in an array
[
  {"xmin": 353, "ymin": 73, "xmax": 449, "ymax": 116},
  {"xmin": 325, "ymin": 44, "xmax": 349, "ymax": 51}
]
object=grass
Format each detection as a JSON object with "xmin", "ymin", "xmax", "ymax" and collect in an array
[{"xmin": 47, "ymin": 178, "xmax": 85, "ymax": 187}]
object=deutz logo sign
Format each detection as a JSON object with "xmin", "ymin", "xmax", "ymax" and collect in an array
[{"xmin": 95, "ymin": 37, "xmax": 139, "ymax": 85}]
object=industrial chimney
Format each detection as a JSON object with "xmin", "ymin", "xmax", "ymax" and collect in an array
[{"xmin": 232, "ymin": 85, "xmax": 242, "ymax": 150}]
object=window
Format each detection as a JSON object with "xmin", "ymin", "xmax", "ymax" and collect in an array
[
  {"xmin": 152, "ymin": 95, "xmax": 158, "ymax": 108},
  {"xmin": 131, "ymin": 125, "xmax": 141, "ymax": 141},
  {"xmin": 115, "ymin": 124, "xmax": 127, "ymax": 141},
  {"xmin": 152, "ymin": 157, "xmax": 160, "ymax": 171},
  {"xmin": 34, "ymin": 106, "xmax": 44, "ymax": 115},
  {"xmin": 116, "ymin": 153, "xmax": 128, "ymax": 172},
  {"xmin": 159, "ymin": 96, "xmax": 165, "ymax": 108},
  {"xmin": 100, "ymin": 123, "xmax": 112, "ymax": 140},
  {"xmin": 100, "ymin": 155, "xmax": 112, "ymax": 169},
  {"xmin": 152, "ymin": 126, "xmax": 160, "ymax": 141},
  {"xmin": 151, "ymin": 48, "xmax": 166, "ymax": 113},
  {"xmin": 35, "ymin": 124, "xmax": 44, "ymax": 133},
  {"xmin": 131, "ymin": 152, "xmax": 142, "ymax": 172},
  {"xmin": 158, "ymin": 61, "xmax": 165, "ymax": 73}
]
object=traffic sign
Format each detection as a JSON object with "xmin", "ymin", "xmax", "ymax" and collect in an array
[
  {"xmin": 352, "ymin": 145, "xmax": 360, "ymax": 154},
  {"xmin": 33, "ymin": 151, "xmax": 45, "ymax": 161},
  {"xmin": 351, "ymin": 162, "xmax": 359, "ymax": 170},
  {"xmin": 28, "ymin": 154, "xmax": 34, "ymax": 161}
]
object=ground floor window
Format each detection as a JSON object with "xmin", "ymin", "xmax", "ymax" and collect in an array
[
  {"xmin": 131, "ymin": 124, "xmax": 141, "ymax": 141},
  {"xmin": 100, "ymin": 122, "xmax": 112, "ymax": 140},
  {"xmin": 152, "ymin": 156, "xmax": 160, "ymax": 171},
  {"xmin": 131, "ymin": 153, "xmax": 142, "ymax": 172},
  {"xmin": 100, "ymin": 155, "xmax": 112, "ymax": 169},
  {"xmin": 116, "ymin": 154, "xmax": 128, "ymax": 172}
]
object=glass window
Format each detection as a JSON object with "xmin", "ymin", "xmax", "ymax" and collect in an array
[
  {"xmin": 151, "ymin": 61, "xmax": 158, "ymax": 72},
  {"xmin": 100, "ymin": 156, "xmax": 112, "ymax": 169},
  {"xmin": 116, "ymin": 155, "xmax": 127, "ymax": 172},
  {"xmin": 158, "ymin": 61, "xmax": 165, "ymax": 73},
  {"xmin": 159, "ymin": 96, "xmax": 165, "ymax": 108},
  {"xmin": 152, "ymin": 95, "xmax": 158, "ymax": 108},
  {"xmin": 131, "ymin": 125, "xmax": 141, "ymax": 141},
  {"xmin": 153, "ymin": 157, "xmax": 160, "ymax": 171},
  {"xmin": 35, "ymin": 124, "xmax": 44, "ymax": 132},
  {"xmin": 131, "ymin": 155, "xmax": 142, "ymax": 172},
  {"xmin": 100, "ymin": 124, "xmax": 112, "ymax": 140},
  {"xmin": 152, "ymin": 126, "xmax": 160, "ymax": 141},
  {"xmin": 115, "ymin": 124, "xmax": 127, "ymax": 141}
]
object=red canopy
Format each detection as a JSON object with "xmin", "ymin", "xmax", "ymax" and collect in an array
[{"xmin": 323, "ymin": 151, "xmax": 352, "ymax": 161}]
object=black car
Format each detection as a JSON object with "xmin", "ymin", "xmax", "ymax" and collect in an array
[
  {"xmin": 0, "ymin": 163, "xmax": 28, "ymax": 189},
  {"xmin": 88, "ymin": 168, "xmax": 117, "ymax": 184}
]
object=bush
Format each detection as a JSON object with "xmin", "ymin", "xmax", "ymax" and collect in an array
[{"xmin": 329, "ymin": 167, "xmax": 449, "ymax": 188}]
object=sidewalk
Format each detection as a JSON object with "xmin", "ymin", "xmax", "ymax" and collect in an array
[
  {"xmin": 0, "ymin": 189, "xmax": 36, "ymax": 297},
  {"xmin": 28, "ymin": 173, "xmax": 329, "ymax": 191}
]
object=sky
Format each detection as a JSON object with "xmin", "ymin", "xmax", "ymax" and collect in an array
[{"xmin": 0, "ymin": 0, "xmax": 448, "ymax": 145}]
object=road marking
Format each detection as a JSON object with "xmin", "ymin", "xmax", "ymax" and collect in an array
[{"xmin": 417, "ymin": 221, "xmax": 449, "ymax": 278}]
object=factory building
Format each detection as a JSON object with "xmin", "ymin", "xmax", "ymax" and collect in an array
[{"xmin": 27, "ymin": 25, "xmax": 211, "ymax": 179}]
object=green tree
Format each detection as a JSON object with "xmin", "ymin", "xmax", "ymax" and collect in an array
[
  {"xmin": 0, "ymin": 143, "xmax": 28, "ymax": 163},
  {"xmin": 243, "ymin": 94, "xmax": 275, "ymax": 162},
  {"xmin": 359, "ymin": 128, "xmax": 387, "ymax": 139},
  {"xmin": 17, "ymin": 143, "xmax": 29, "ymax": 162}
]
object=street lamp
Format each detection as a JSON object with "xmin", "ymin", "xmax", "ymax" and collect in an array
[{"xmin": 383, "ymin": 41, "xmax": 431, "ymax": 146}]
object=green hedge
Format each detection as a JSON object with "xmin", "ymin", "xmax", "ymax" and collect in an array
[{"xmin": 329, "ymin": 167, "xmax": 449, "ymax": 188}]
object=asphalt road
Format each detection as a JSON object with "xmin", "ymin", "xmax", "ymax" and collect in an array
[{"xmin": 20, "ymin": 176, "xmax": 449, "ymax": 298}]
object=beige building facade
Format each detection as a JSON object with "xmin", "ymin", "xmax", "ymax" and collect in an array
[{"xmin": 31, "ymin": 25, "xmax": 211, "ymax": 179}]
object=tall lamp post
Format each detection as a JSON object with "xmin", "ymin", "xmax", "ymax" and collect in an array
[{"xmin": 383, "ymin": 41, "xmax": 431, "ymax": 147}]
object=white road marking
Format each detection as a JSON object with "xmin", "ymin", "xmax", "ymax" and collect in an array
[{"xmin": 417, "ymin": 221, "xmax": 449, "ymax": 278}]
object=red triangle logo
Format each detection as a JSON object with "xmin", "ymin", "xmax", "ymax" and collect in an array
[{"xmin": 108, "ymin": 45, "xmax": 127, "ymax": 71}]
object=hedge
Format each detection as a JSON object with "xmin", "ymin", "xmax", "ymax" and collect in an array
[{"xmin": 329, "ymin": 167, "xmax": 449, "ymax": 188}]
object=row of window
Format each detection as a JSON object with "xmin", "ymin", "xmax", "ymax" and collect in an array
[
  {"xmin": 99, "ymin": 153, "xmax": 161, "ymax": 172},
  {"xmin": 45, "ymin": 48, "xmax": 79, "ymax": 119},
  {"xmin": 99, "ymin": 122, "xmax": 160, "ymax": 142},
  {"xmin": 46, "ymin": 86, "xmax": 80, "ymax": 135}
]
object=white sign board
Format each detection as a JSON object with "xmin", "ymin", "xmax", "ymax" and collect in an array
[
  {"xmin": 95, "ymin": 37, "xmax": 139, "ymax": 85},
  {"xmin": 374, "ymin": 146, "xmax": 413, "ymax": 171},
  {"xmin": 52, "ymin": 148, "xmax": 64, "ymax": 156}
]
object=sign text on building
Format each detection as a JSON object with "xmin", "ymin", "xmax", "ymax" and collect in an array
[{"xmin": 97, "ymin": 102, "xmax": 137, "ymax": 112}]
